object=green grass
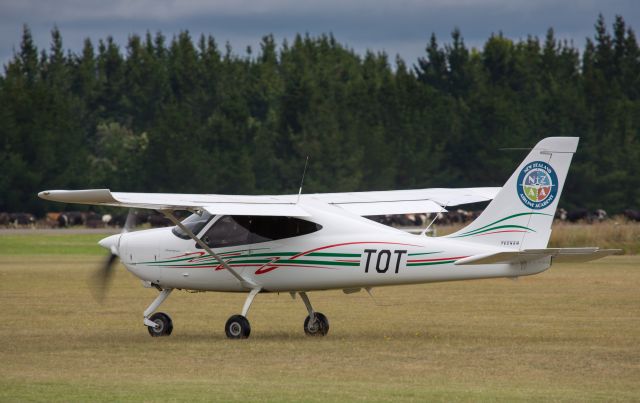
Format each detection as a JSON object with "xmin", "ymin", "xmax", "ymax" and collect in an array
[
  {"xmin": 1, "ymin": 233, "xmax": 639, "ymax": 401},
  {"xmin": 0, "ymin": 233, "xmax": 106, "ymax": 255}
]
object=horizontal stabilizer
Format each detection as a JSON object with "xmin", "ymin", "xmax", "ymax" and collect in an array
[{"xmin": 454, "ymin": 248, "xmax": 622, "ymax": 265}]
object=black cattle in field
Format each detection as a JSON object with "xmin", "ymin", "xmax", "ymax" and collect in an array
[
  {"xmin": 102, "ymin": 210, "xmax": 184, "ymax": 229},
  {"xmin": 435, "ymin": 212, "xmax": 453, "ymax": 225},
  {"xmin": 555, "ymin": 208, "xmax": 567, "ymax": 221},
  {"xmin": 391, "ymin": 215, "xmax": 415, "ymax": 227},
  {"xmin": 566, "ymin": 208, "xmax": 590, "ymax": 222},
  {"xmin": 148, "ymin": 214, "xmax": 172, "ymax": 228},
  {"xmin": 0, "ymin": 212, "xmax": 10, "ymax": 226},
  {"xmin": 432, "ymin": 212, "xmax": 451, "ymax": 225},
  {"xmin": 406, "ymin": 214, "xmax": 426, "ymax": 226},
  {"xmin": 369, "ymin": 215, "xmax": 395, "ymax": 226},
  {"xmin": 85, "ymin": 212, "xmax": 104, "ymax": 228},
  {"xmin": 57, "ymin": 214, "xmax": 67, "ymax": 227},
  {"xmin": 565, "ymin": 208, "xmax": 608, "ymax": 223},
  {"xmin": 451, "ymin": 209, "xmax": 473, "ymax": 224},
  {"xmin": 623, "ymin": 209, "xmax": 640, "ymax": 222},
  {"xmin": 58, "ymin": 211, "xmax": 87, "ymax": 227},
  {"xmin": 135, "ymin": 212, "xmax": 151, "ymax": 225},
  {"xmin": 103, "ymin": 213, "xmax": 130, "ymax": 228},
  {"xmin": 592, "ymin": 209, "xmax": 608, "ymax": 222},
  {"xmin": 469, "ymin": 210, "xmax": 482, "ymax": 221},
  {"xmin": 10, "ymin": 213, "xmax": 36, "ymax": 227}
]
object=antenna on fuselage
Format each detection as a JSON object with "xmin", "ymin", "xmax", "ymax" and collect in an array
[{"xmin": 296, "ymin": 156, "xmax": 310, "ymax": 204}]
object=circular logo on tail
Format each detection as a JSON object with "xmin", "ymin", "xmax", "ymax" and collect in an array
[{"xmin": 516, "ymin": 161, "xmax": 558, "ymax": 209}]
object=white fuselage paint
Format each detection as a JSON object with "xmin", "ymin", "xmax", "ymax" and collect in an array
[{"xmin": 118, "ymin": 202, "xmax": 551, "ymax": 293}]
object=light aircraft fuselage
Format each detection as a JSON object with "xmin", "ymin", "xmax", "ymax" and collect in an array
[
  {"xmin": 114, "ymin": 204, "xmax": 546, "ymax": 293},
  {"xmin": 38, "ymin": 137, "xmax": 619, "ymax": 339}
]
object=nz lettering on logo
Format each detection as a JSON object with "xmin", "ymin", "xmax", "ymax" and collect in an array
[{"xmin": 363, "ymin": 249, "xmax": 407, "ymax": 274}]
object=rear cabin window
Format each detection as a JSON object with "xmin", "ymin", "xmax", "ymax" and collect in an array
[{"xmin": 199, "ymin": 215, "xmax": 322, "ymax": 248}]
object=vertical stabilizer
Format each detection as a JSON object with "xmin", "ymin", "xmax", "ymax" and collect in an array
[{"xmin": 447, "ymin": 137, "xmax": 578, "ymax": 250}]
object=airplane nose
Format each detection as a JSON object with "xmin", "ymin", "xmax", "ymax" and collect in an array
[{"xmin": 98, "ymin": 234, "xmax": 121, "ymax": 255}]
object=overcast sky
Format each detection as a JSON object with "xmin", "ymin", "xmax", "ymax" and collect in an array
[{"xmin": 1, "ymin": 0, "xmax": 638, "ymax": 68}]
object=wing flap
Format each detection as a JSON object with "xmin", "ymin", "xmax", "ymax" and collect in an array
[
  {"xmin": 454, "ymin": 248, "xmax": 622, "ymax": 265},
  {"xmin": 337, "ymin": 200, "xmax": 446, "ymax": 215},
  {"xmin": 314, "ymin": 187, "xmax": 499, "ymax": 216}
]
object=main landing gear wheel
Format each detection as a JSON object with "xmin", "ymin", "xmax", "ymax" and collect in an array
[
  {"xmin": 225, "ymin": 315, "xmax": 251, "ymax": 339},
  {"xmin": 304, "ymin": 312, "xmax": 329, "ymax": 336},
  {"xmin": 147, "ymin": 312, "xmax": 173, "ymax": 337}
]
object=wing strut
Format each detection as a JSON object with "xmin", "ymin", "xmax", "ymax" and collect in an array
[{"xmin": 159, "ymin": 209, "xmax": 258, "ymax": 290}]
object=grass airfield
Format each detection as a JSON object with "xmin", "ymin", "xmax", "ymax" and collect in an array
[{"xmin": 1, "ymin": 233, "xmax": 639, "ymax": 401}]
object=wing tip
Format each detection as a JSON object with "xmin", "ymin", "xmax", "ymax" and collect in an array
[{"xmin": 37, "ymin": 189, "xmax": 116, "ymax": 204}]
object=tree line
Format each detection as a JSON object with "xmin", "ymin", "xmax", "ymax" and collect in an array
[{"xmin": 1, "ymin": 15, "xmax": 638, "ymax": 215}]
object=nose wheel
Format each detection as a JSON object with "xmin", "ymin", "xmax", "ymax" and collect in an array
[
  {"xmin": 224, "ymin": 288, "xmax": 260, "ymax": 339},
  {"xmin": 143, "ymin": 288, "xmax": 174, "ymax": 337}
]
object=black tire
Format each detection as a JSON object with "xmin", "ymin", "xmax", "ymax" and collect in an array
[
  {"xmin": 304, "ymin": 312, "xmax": 329, "ymax": 336},
  {"xmin": 147, "ymin": 312, "xmax": 173, "ymax": 337},
  {"xmin": 225, "ymin": 314, "xmax": 251, "ymax": 339}
]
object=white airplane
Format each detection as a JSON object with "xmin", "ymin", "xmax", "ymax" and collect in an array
[{"xmin": 39, "ymin": 137, "xmax": 618, "ymax": 339}]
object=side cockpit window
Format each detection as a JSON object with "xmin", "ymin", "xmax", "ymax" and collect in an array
[
  {"xmin": 202, "ymin": 216, "xmax": 252, "ymax": 247},
  {"xmin": 200, "ymin": 215, "xmax": 322, "ymax": 248}
]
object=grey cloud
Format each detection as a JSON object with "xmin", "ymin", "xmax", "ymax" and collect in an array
[{"xmin": 1, "ymin": 0, "xmax": 638, "ymax": 68}]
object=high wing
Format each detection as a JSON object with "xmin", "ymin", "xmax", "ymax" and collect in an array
[
  {"xmin": 38, "ymin": 189, "xmax": 311, "ymax": 216},
  {"xmin": 38, "ymin": 187, "xmax": 500, "ymax": 217}
]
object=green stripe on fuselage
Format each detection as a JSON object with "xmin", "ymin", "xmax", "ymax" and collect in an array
[{"xmin": 455, "ymin": 212, "xmax": 551, "ymax": 237}]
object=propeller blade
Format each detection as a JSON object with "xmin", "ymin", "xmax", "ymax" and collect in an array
[
  {"xmin": 92, "ymin": 252, "xmax": 118, "ymax": 302},
  {"xmin": 93, "ymin": 209, "xmax": 134, "ymax": 301}
]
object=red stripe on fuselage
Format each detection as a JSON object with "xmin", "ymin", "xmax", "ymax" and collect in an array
[{"xmin": 167, "ymin": 251, "xmax": 205, "ymax": 259}]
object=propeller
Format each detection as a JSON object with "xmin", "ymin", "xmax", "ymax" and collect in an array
[{"xmin": 93, "ymin": 209, "xmax": 136, "ymax": 302}]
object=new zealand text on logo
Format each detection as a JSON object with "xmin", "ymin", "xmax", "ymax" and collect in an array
[{"xmin": 516, "ymin": 161, "xmax": 558, "ymax": 209}]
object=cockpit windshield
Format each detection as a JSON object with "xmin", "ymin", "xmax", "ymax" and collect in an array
[{"xmin": 171, "ymin": 212, "xmax": 214, "ymax": 239}]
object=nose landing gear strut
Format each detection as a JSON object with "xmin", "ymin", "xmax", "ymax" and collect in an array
[{"xmin": 143, "ymin": 288, "xmax": 173, "ymax": 337}]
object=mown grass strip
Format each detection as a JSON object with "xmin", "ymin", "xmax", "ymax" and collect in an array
[{"xmin": 0, "ymin": 233, "xmax": 107, "ymax": 255}]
